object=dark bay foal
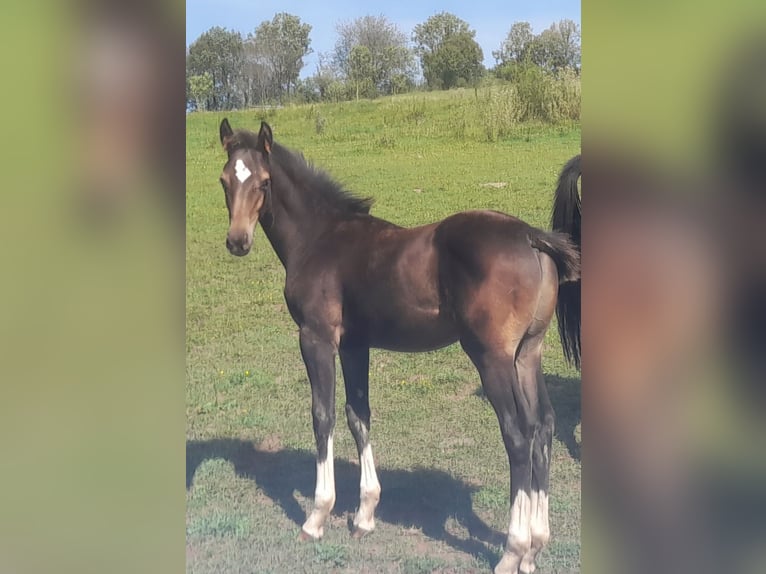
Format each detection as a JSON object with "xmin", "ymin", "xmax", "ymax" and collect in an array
[{"xmin": 216, "ymin": 119, "xmax": 581, "ymax": 574}]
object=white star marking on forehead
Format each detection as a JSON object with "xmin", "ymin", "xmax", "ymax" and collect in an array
[{"xmin": 234, "ymin": 159, "xmax": 252, "ymax": 183}]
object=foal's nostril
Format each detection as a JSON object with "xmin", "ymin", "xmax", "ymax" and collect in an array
[{"xmin": 226, "ymin": 234, "xmax": 250, "ymax": 256}]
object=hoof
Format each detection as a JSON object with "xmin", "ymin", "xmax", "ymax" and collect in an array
[
  {"xmin": 298, "ymin": 529, "xmax": 320, "ymax": 542},
  {"xmin": 350, "ymin": 526, "xmax": 372, "ymax": 539},
  {"xmin": 521, "ymin": 550, "xmax": 538, "ymax": 573},
  {"xmin": 493, "ymin": 554, "xmax": 521, "ymax": 574}
]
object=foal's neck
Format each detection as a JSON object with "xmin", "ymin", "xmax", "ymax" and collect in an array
[{"xmin": 258, "ymin": 160, "xmax": 331, "ymax": 272}]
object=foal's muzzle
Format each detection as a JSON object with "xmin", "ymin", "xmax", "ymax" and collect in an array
[{"xmin": 226, "ymin": 232, "xmax": 252, "ymax": 257}]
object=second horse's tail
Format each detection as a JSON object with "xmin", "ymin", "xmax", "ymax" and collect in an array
[{"xmin": 552, "ymin": 155, "xmax": 581, "ymax": 369}]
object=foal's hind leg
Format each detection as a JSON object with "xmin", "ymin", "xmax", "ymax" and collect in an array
[
  {"xmin": 517, "ymin": 332, "xmax": 554, "ymax": 573},
  {"xmin": 340, "ymin": 341, "xmax": 381, "ymax": 536},
  {"xmin": 518, "ymin": 254, "xmax": 559, "ymax": 572},
  {"xmin": 457, "ymin": 258, "xmax": 557, "ymax": 573},
  {"xmin": 465, "ymin": 345, "xmax": 537, "ymax": 574}
]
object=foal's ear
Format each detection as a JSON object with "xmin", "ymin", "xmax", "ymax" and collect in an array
[
  {"xmin": 257, "ymin": 121, "xmax": 273, "ymax": 155},
  {"xmin": 219, "ymin": 118, "xmax": 234, "ymax": 149}
]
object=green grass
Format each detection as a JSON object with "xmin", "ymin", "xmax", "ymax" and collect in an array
[{"xmin": 187, "ymin": 89, "xmax": 581, "ymax": 573}]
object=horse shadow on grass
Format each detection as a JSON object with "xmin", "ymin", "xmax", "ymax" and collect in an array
[
  {"xmin": 186, "ymin": 375, "xmax": 580, "ymax": 567},
  {"xmin": 187, "ymin": 438, "xmax": 505, "ymax": 566},
  {"xmin": 544, "ymin": 374, "xmax": 581, "ymax": 461}
]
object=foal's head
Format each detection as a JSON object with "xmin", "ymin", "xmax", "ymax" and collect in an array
[{"xmin": 218, "ymin": 118, "xmax": 273, "ymax": 256}]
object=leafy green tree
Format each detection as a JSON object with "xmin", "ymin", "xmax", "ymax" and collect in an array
[
  {"xmin": 494, "ymin": 19, "xmax": 581, "ymax": 78},
  {"xmin": 186, "ymin": 27, "xmax": 244, "ymax": 110},
  {"xmin": 551, "ymin": 19, "xmax": 581, "ymax": 71},
  {"xmin": 294, "ymin": 77, "xmax": 321, "ymax": 103},
  {"xmin": 390, "ymin": 72, "xmax": 414, "ymax": 95},
  {"xmin": 325, "ymin": 80, "xmax": 348, "ymax": 103},
  {"xmin": 348, "ymin": 45, "xmax": 374, "ymax": 100},
  {"xmin": 493, "ymin": 21, "xmax": 534, "ymax": 65},
  {"xmin": 334, "ymin": 15, "xmax": 414, "ymax": 95},
  {"xmin": 188, "ymin": 73, "xmax": 214, "ymax": 111},
  {"xmin": 413, "ymin": 13, "xmax": 483, "ymax": 90},
  {"xmin": 248, "ymin": 13, "xmax": 312, "ymax": 100},
  {"xmin": 412, "ymin": 12, "xmax": 471, "ymax": 58},
  {"xmin": 423, "ymin": 33, "xmax": 484, "ymax": 89},
  {"xmin": 528, "ymin": 20, "xmax": 580, "ymax": 72},
  {"xmin": 309, "ymin": 52, "xmax": 342, "ymax": 101}
]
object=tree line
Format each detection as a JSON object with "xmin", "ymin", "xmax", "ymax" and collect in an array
[{"xmin": 186, "ymin": 12, "xmax": 580, "ymax": 111}]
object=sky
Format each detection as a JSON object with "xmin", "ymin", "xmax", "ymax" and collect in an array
[{"xmin": 186, "ymin": 0, "xmax": 580, "ymax": 77}]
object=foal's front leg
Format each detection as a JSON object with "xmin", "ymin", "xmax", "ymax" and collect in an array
[
  {"xmin": 340, "ymin": 342, "xmax": 381, "ymax": 537},
  {"xmin": 298, "ymin": 327, "xmax": 338, "ymax": 540}
]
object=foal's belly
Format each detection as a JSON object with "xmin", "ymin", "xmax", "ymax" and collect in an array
[
  {"xmin": 365, "ymin": 309, "xmax": 459, "ymax": 352},
  {"xmin": 356, "ymin": 223, "xmax": 459, "ymax": 352}
]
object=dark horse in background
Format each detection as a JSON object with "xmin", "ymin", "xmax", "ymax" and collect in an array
[{"xmin": 216, "ymin": 119, "xmax": 581, "ymax": 574}]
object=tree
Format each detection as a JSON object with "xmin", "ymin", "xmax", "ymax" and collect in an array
[
  {"xmin": 241, "ymin": 49, "xmax": 273, "ymax": 106},
  {"xmin": 494, "ymin": 19, "xmax": 581, "ymax": 78},
  {"xmin": 390, "ymin": 73, "xmax": 414, "ymax": 95},
  {"xmin": 413, "ymin": 13, "xmax": 483, "ymax": 90},
  {"xmin": 493, "ymin": 21, "xmax": 534, "ymax": 65},
  {"xmin": 348, "ymin": 45, "xmax": 374, "ymax": 100},
  {"xmin": 325, "ymin": 80, "xmax": 348, "ymax": 103},
  {"xmin": 188, "ymin": 73, "xmax": 214, "ymax": 111},
  {"xmin": 423, "ymin": 32, "xmax": 484, "ymax": 89},
  {"xmin": 186, "ymin": 27, "xmax": 244, "ymax": 110},
  {"xmin": 412, "ymin": 12, "xmax": 471, "ymax": 58},
  {"xmin": 334, "ymin": 15, "xmax": 414, "ymax": 95},
  {"xmin": 294, "ymin": 77, "xmax": 321, "ymax": 103},
  {"xmin": 553, "ymin": 19, "xmax": 581, "ymax": 71},
  {"xmin": 528, "ymin": 20, "xmax": 581, "ymax": 72},
  {"xmin": 312, "ymin": 52, "xmax": 341, "ymax": 101},
  {"xmin": 248, "ymin": 13, "xmax": 312, "ymax": 101}
]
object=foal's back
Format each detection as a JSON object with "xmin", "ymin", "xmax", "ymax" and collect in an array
[{"xmin": 319, "ymin": 209, "xmax": 558, "ymax": 353}]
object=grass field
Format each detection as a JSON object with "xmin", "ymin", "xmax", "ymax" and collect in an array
[{"xmin": 186, "ymin": 88, "xmax": 581, "ymax": 573}]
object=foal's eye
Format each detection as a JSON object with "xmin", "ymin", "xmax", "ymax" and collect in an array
[{"xmin": 261, "ymin": 179, "xmax": 271, "ymax": 190}]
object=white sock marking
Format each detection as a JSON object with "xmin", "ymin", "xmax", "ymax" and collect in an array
[
  {"xmin": 522, "ymin": 489, "xmax": 550, "ymax": 572},
  {"xmin": 234, "ymin": 159, "xmax": 251, "ymax": 183},
  {"xmin": 530, "ymin": 490, "xmax": 549, "ymax": 543},
  {"xmin": 355, "ymin": 443, "xmax": 381, "ymax": 531},
  {"xmin": 360, "ymin": 444, "xmax": 379, "ymax": 493},
  {"xmin": 508, "ymin": 490, "xmax": 532, "ymax": 549},
  {"xmin": 302, "ymin": 434, "xmax": 335, "ymax": 538},
  {"xmin": 495, "ymin": 490, "xmax": 532, "ymax": 574},
  {"xmin": 495, "ymin": 489, "xmax": 532, "ymax": 574},
  {"xmin": 315, "ymin": 434, "xmax": 335, "ymax": 507}
]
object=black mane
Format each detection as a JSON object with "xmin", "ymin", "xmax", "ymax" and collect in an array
[{"xmin": 230, "ymin": 129, "xmax": 374, "ymax": 216}]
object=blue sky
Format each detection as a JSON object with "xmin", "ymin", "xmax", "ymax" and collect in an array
[{"xmin": 186, "ymin": 0, "xmax": 580, "ymax": 76}]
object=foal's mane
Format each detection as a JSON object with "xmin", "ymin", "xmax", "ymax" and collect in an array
[{"xmin": 229, "ymin": 129, "xmax": 374, "ymax": 216}]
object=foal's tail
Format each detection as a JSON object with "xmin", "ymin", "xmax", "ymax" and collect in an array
[
  {"xmin": 529, "ymin": 231, "xmax": 580, "ymax": 284},
  {"xmin": 550, "ymin": 155, "xmax": 581, "ymax": 368}
]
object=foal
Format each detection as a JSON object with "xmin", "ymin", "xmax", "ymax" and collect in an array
[{"xmin": 216, "ymin": 119, "xmax": 581, "ymax": 574}]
